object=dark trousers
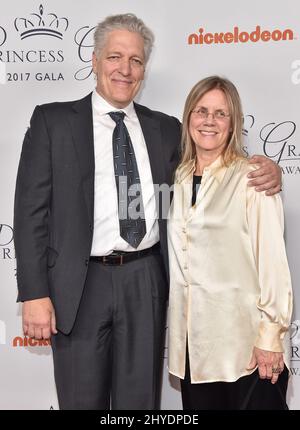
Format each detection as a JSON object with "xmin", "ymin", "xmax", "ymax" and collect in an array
[
  {"xmin": 181, "ymin": 350, "xmax": 289, "ymax": 410},
  {"xmin": 51, "ymin": 253, "xmax": 168, "ymax": 410}
]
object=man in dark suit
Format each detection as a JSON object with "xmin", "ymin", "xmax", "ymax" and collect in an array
[{"xmin": 14, "ymin": 13, "xmax": 281, "ymax": 410}]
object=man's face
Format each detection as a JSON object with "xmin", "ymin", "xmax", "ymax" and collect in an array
[{"xmin": 92, "ymin": 29, "xmax": 145, "ymax": 108}]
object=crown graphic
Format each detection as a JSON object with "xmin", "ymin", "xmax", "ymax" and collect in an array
[{"xmin": 14, "ymin": 4, "xmax": 69, "ymax": 40}]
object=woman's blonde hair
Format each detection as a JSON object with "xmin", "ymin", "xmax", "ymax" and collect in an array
[{"xmin": 177, "ymin": 76, "xmax": 246, "ymax": 181}]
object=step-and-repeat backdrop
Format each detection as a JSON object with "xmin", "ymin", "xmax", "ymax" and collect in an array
[{"xmin": 0, "ymin": 0, "xmax": 299, "ymax": 410}]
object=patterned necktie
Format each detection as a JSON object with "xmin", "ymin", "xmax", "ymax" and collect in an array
[{"xmin": 108, "ymin": 111, "xmax": 146, "ymax": 248}]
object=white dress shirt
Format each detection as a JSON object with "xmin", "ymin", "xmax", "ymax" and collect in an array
[
  {"xmin": 90, "ymin": 90, "xmax": 159, "ymax": 255},
  {"xmin": 167, "ymin": 157, "xmax": 293, "ymax": 383}
]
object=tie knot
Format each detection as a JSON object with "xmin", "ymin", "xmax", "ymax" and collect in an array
[{"xmin": 108, "ymin": 111, "xmax": 125, "ymax": 124}]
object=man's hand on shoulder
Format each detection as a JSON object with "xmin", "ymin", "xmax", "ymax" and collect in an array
[
  {"xmin": 22, "ymin": 297, "xmax": 57, "ymax": 340},
  {"xmin": 247, "ymin": 155, "xmax": 282, "ymax": 196}
]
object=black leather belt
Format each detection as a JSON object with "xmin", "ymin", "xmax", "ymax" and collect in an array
[{"xmin": 89, "ymin": 242, "xmax": 160, "ymax": 266}]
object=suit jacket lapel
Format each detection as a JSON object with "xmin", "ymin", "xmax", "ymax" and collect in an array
[
  {"xmin": 134, "ymin": 103, "xmax": 166, "ymax": 188},
  {"xmin": 68, "ymin": 93, "xmax": 95, "ymax": 223}
]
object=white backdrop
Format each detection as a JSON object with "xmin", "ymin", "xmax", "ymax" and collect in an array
[{"xmin": 0, "ymin": 0, "xmax": 299, "ymax": 410}]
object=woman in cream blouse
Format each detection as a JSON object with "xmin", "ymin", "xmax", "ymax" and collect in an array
[{"xmin": 167, "ymin": 76, "xmax": 293, "ymax": 410}]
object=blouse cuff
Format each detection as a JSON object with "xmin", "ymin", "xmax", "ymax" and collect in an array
[{"xmin": 254, "ymin": 321, "xmax": 285, "ymax": 353}]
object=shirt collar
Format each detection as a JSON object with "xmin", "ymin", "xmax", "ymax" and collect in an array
[
  {"xmin": 202, "ymin": 156, "xmax": 228, "ymax": 184},
  {"xmin": 92, "ymin": 89, "xmax": 136, "ymax": 119},
  {"xmin": 182, "ymin": 156, "xmax": 228, "ymax": 184}
]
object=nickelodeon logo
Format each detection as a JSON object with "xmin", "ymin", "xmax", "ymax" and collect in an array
[
  {"xmin": 188, "ymin": 25, "xmax": 294, "ymax": 45},
  {"xmin": 13, "ymin": 336, "xmax": 51, "ymax": 347}
]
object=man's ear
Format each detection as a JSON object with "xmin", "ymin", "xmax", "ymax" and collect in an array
[{"xmin": 92, "ymin": 52, "xmax": 97, "ymax": 74}]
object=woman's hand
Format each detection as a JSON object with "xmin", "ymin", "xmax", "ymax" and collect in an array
[{"xmin": 247, "ymin": 346, "xmax": 284, "ymax": 384}]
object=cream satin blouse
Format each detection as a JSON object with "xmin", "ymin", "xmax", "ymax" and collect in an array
[{"xmin": 167, "ymin": 157, "xmax": 293, "ymax": 383}]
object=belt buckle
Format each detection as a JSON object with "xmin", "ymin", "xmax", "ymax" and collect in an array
[
  {"xmin": 102, "ymin": 254, "xmax": 124, "ymax": 265},
  {"xmin": 102, "ymin": 256, "xmax": 111, "ymax": 265}
]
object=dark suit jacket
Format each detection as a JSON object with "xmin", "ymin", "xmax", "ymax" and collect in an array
[{"xmin": 14, "ymin": 93, "xmax": 181, "ymax": 334}]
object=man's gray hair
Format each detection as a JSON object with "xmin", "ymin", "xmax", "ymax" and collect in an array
[{"xmin": 93, "ymin": 13, "xmax": 154, "ymax": 63}]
